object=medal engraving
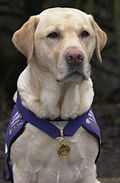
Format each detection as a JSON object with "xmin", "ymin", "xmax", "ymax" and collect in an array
[
  {"xmin": 57, "ymin": 129, "xmax": 71, "ymax": 158},
  {"xmin": 57, "ymin": 143, "xmax": 71, "ymax": 157}
]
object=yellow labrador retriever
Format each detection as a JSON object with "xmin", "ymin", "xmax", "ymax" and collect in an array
[{"xmin": 5, "ymin": 7, "xmax": 107, "ymax": 183}]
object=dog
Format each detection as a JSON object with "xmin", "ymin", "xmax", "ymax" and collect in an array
[{"xmin": 4, "ymin": 8, "xmax": 107, "ymax": 183}]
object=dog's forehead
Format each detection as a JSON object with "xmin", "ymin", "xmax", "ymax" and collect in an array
[{"xmin": 36, "ymin": 8, "xmax": 92, "ymax": 29}]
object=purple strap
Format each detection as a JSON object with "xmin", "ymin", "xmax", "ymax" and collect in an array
[{"xmin": 17, "ymin": 92, "xmax": 86, "ymax": 138}]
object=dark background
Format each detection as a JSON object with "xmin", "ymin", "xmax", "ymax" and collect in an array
[{"xmin": 0, "ymin": 0, "xmax": 120, "ymax": 182}]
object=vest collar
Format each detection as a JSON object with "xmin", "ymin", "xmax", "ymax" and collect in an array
[{"xmin": 17, "ymin": 92, "xmax": 92, "ymax": 139}]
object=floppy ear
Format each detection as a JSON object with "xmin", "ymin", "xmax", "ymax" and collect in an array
[
  {"xmin": 12, "ymin": 16, "xmax": 39, "ymax": 62},
  {"xmin": 89, "ymin": 16, "xmax": 107, "ymax": 62}
]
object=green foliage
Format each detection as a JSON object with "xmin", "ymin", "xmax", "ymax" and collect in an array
[
  {"xmin": 75, "ymin": 0, "xmax": 82, "ymax": 9},
  {"xmin": 86, "ymin": 0, "xmax": 94, "ymax": 14},
  {"xmin": 114, "ymin": 0, "xmax": 120, "ymax": 65}
]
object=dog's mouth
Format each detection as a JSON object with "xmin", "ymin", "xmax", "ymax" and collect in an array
[
  {"xmin": 56, "ymin": 71, "xmax": 85, "ymax": 83},
  {"xmin": 55, "ymin": 61, "xmax": 91, "ymax": 83},
  {"xmin": 66, "ymin": 71, "xmax": 83, "ymax": 79}
]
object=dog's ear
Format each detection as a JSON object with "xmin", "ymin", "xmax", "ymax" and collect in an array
[
  {"xmin": 12, "ymin": 16, "xmax": 39, "ymax": 62},
  {"xmin": 89, "ymin": 16, "xmax": 107, "ymax": 62}
]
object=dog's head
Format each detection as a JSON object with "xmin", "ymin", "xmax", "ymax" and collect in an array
[{"xmin": 12, "ymin": 8, "xmax": 107, "ymax": 83}]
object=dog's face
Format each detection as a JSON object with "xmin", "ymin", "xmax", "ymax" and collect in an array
[{"xmin": 12, "ymin": 8, "xmax": 107, "ymax": 83}]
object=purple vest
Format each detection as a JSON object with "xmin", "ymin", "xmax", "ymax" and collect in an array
[{"xmin": 4, "ymin": 92, "xmax": 101, "ymax": 182}]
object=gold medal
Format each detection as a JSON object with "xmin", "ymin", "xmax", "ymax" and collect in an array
[
  {"xmin": 57, "ymin": 143, "xmax": 71, "ymax": 157},
  {"xmin": 57, "ymin": 129, "xmax": 71, "ymax": 158}
]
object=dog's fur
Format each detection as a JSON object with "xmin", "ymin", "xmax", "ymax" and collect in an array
[{"xmin": 11, "ymin": 8, "xmax": 107, "ymax": 183}]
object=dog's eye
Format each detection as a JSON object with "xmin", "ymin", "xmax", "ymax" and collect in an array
[
  {"xmin": 80, "ymin": 31, "xmax": 90, "ymax": 38},
  {"xmin": 47, "ymin": 32, "xmax": 60, "ymax": 39}
]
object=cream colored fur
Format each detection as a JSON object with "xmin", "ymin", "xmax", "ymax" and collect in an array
[{"xmin": 11, "ymin": 7, "xmax": 107, "ymax": 183}]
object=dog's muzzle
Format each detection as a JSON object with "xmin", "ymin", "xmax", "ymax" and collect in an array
[{"xmin": 56, "ymin": 49, "xmax": 90, "ymax": 83}]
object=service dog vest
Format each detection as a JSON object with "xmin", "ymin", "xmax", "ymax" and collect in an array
[{"xmin": 4, "ymin": 92, "xmax": 101, "ymax": 182}]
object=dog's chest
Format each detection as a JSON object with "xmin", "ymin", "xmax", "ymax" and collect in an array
[{"xmin": 11, "ymin": 123, "xmax": 98, "ymax": 182}]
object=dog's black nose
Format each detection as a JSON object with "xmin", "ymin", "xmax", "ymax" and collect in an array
[{"xmin": 65, "ymin": 50, "xmax": 84, "ymax": 65}]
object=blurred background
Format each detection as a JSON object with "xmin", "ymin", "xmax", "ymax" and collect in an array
[{"xmin": 0, "ymin": 0, "xmax": 120, "ymax": 182}]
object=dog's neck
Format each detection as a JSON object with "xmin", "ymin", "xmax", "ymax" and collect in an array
[{"xmin": 16, "ymin": 62, "xmax": 94, "ymax": 120}]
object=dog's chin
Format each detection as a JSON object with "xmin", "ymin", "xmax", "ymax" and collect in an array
[{"xmin": 56, "ymin": 72, "xmax": 88, "ymax": 83}]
